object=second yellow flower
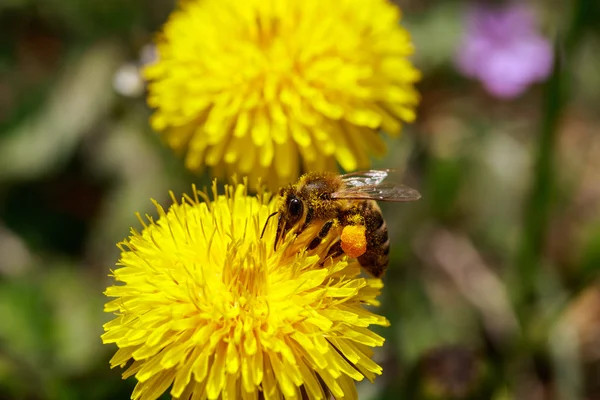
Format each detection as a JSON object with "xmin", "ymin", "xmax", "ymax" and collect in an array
[{"xmin": 146, "ymin": 0, "xmax": 420, "ymax": 188}]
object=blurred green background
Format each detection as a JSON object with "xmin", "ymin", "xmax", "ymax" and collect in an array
[{"xmin": 1, "ymin": 0, "xmax": 600, "ymax": 399}]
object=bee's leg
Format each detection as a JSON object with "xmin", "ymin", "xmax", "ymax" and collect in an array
[
  {"xmin": 308, "ymin": 220, "xmax": 334, "ymax": 250},
  {"xmin": 319, "ymin": 240, "xmax": 344, "ymax": 266}
]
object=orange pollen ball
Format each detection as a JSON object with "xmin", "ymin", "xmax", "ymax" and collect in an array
[{"xmin": 341, "ymin": 225, "xmax": 367, "ymax": 258}]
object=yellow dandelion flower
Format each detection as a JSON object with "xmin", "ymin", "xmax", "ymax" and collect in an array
[
  {"xmin": 102, "ymin": 180, "xmax": 389, "ymax": 400},
  {"xmin": 145, "ymin": 0, "xmax": 420, "ymax": 188}
]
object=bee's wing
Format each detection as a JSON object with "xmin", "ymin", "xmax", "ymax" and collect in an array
[
  {"xmin": 332, "ymin": 184, "xmax": 422, "ymax": 202},
  {"xmin": 332, "ymin": 169, "xmax": 421, "ymax": 202}
]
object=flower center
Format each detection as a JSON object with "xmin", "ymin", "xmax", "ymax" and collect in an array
[{"xmin": 221, "ymin": 240, "xmax": 269, "ymax": 308}]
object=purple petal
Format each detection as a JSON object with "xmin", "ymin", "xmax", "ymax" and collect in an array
[
  {"xmin": 455, "ymin": 2, "xmax": 554, "ymax": 98},
  {"xmin": 456, "ymin": 36, "xmax": 493, "ymax": 77},
  {"xmin": 480, "ymin": 48, "xmax": 532, "ymax": 90},
  {"xmin": 512, "ymin": 36, "xmax": 554, "ymax": 81},
  {"xmin": 466, "ymin": 3, "xmax": 537, "ymax": 40},
  {"xmin": 483, "ymin": 78, "xmax": 528, "ymax": 99}
]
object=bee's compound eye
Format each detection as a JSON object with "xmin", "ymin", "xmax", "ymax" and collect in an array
[{"xmin": 288, "ymin": 197, "xmax": 303, "ymax": 218}]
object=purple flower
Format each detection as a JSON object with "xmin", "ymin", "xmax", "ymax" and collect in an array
[{"xmin": 456, "ymin": 3, "xmax": 553, "ymax": 99}]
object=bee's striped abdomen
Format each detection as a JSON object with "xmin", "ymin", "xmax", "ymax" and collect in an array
[{"xmin": 356, "ymin": 201, "xmax": 389, "ymax": 278}]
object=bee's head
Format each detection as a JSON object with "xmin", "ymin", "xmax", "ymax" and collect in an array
[{"xmin": 272, "ymin": 188, "xmax": 305, "ymax": 251}]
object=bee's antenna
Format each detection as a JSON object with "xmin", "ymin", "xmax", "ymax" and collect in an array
[{"xmin": 260, "ymin": 212, "xmax": 279, "ymax": 240}]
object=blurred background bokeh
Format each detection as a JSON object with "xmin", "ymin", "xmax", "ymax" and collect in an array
[{"xmin": 1, "ymin": 0, "xmax": 600, "ymax": 398}]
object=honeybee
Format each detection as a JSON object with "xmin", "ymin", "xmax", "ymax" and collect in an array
[{"xmin": 263, "ymin": 170, "xmax": 421, "ymax": 277}]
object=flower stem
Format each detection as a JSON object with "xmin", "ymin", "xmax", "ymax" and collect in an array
[
  {"xmin": 514, "ymin": 0, "xmax": 585, "ymax": 317},
  {"xmin": 514, "ymin": 50, "xmax": 562, "ymax": 310}
]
